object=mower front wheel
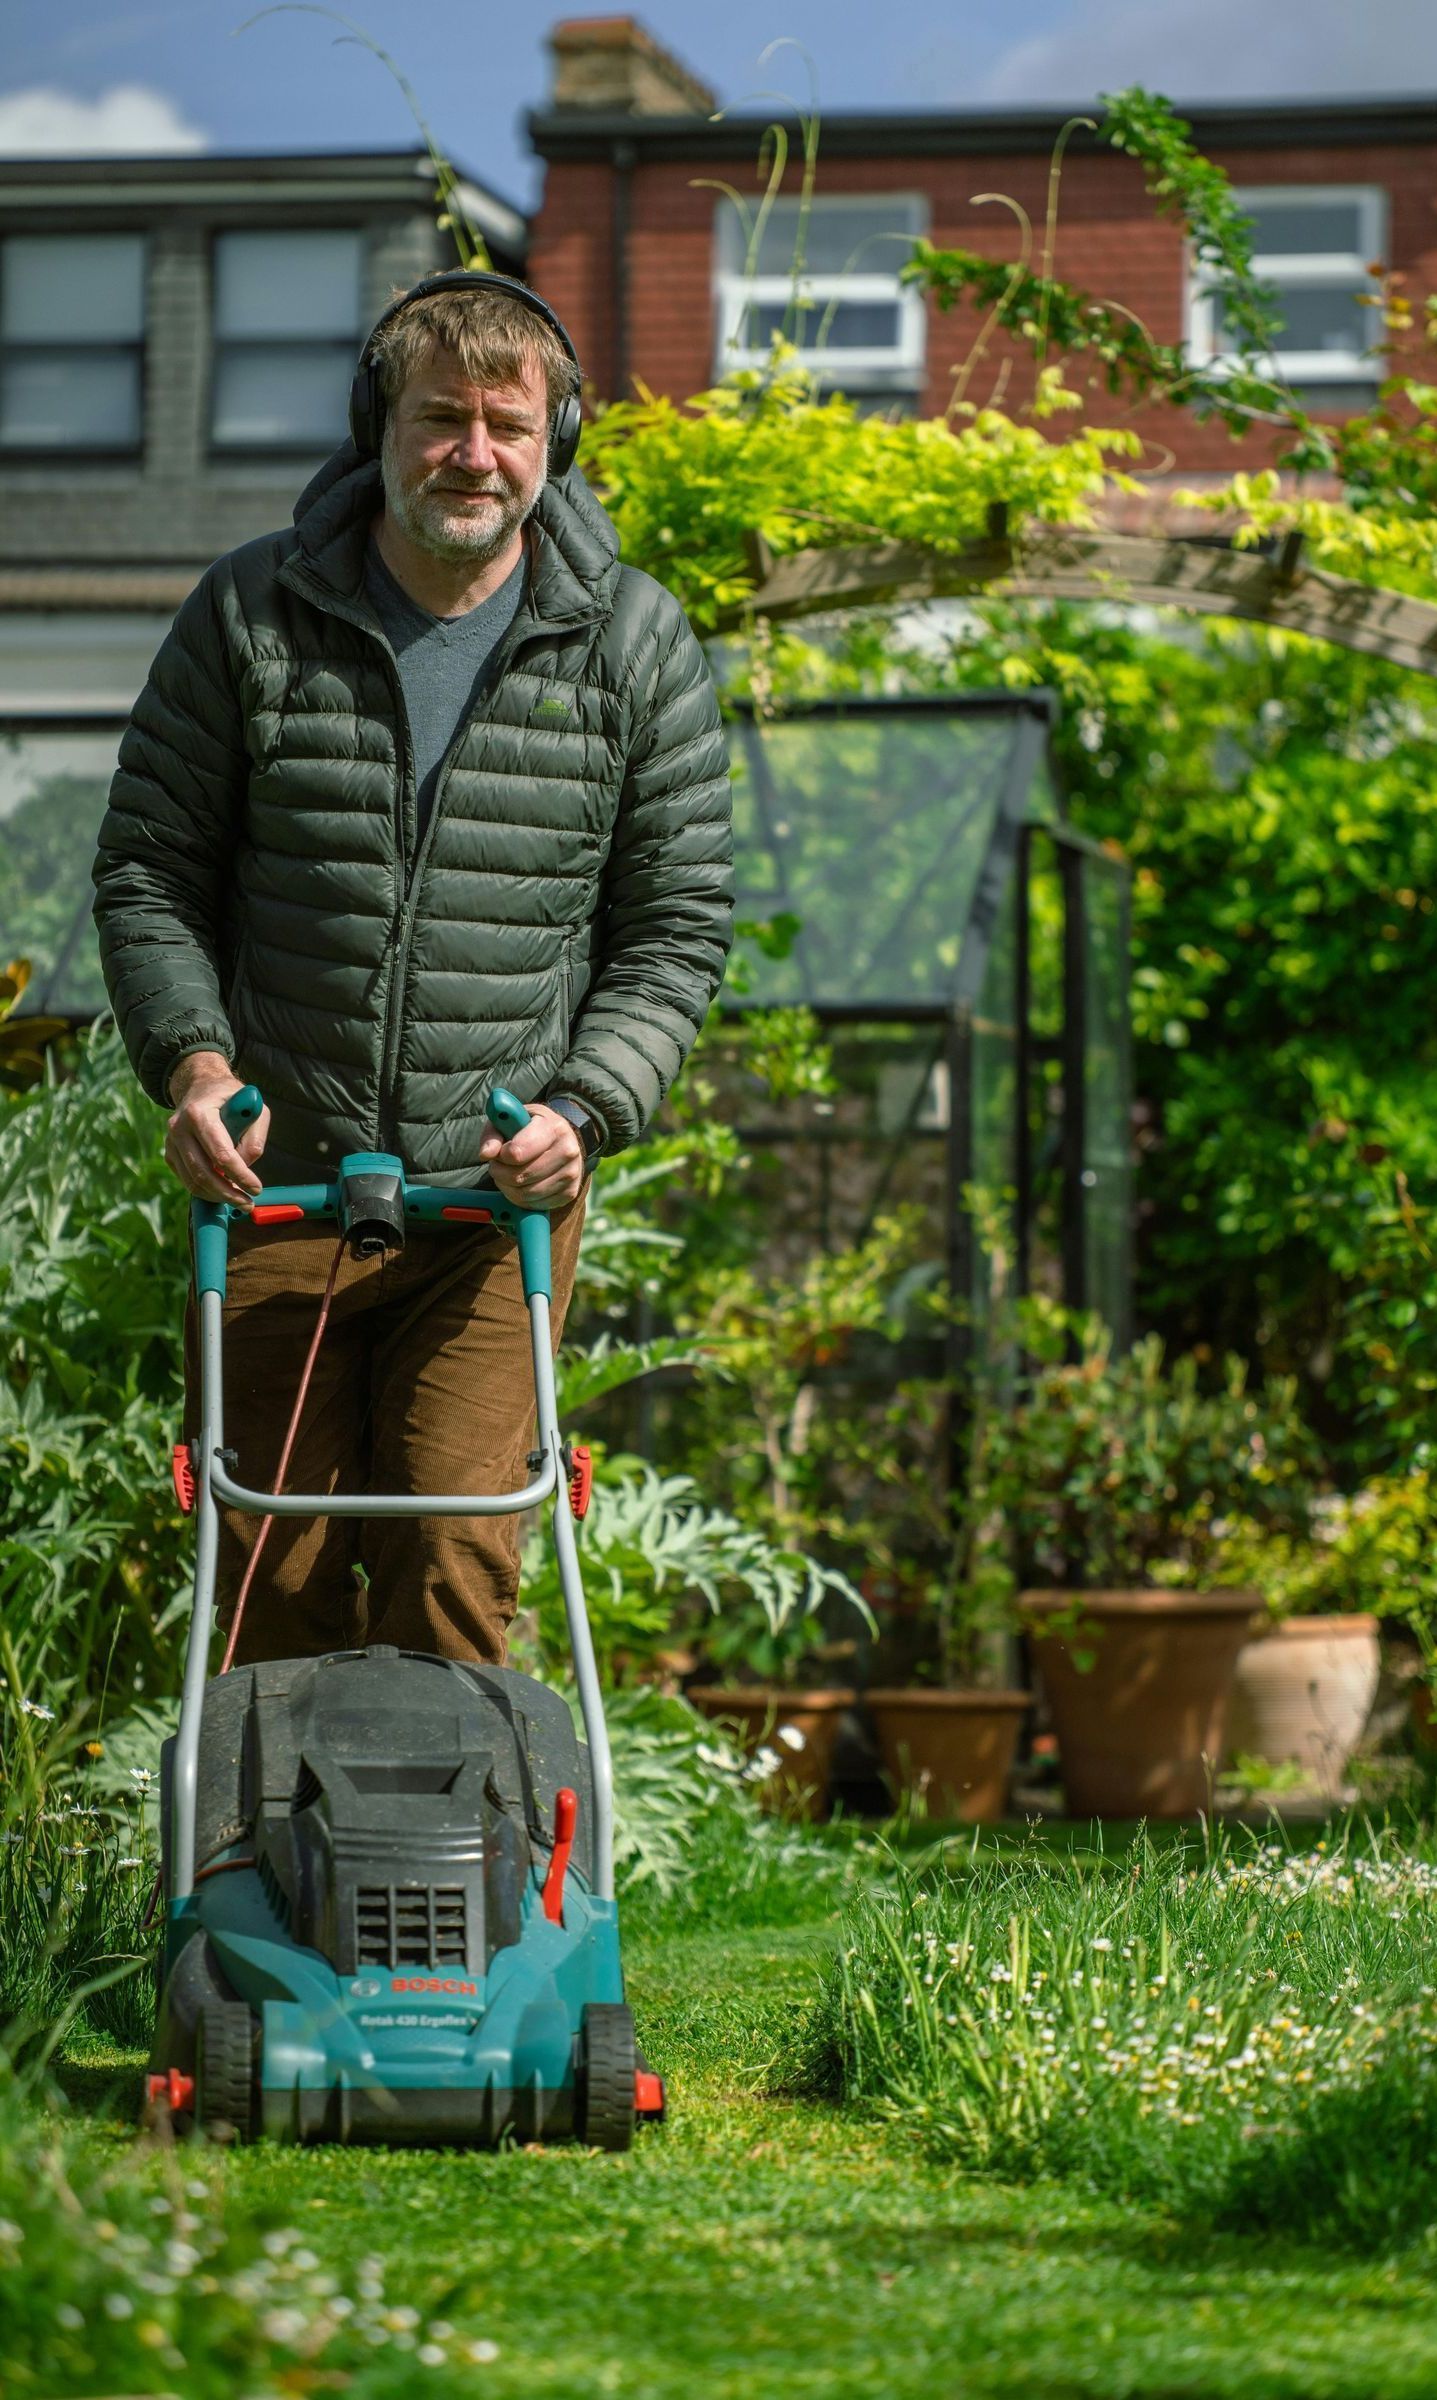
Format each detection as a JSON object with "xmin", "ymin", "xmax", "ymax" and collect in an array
[
  {"xmin": 576, "ymin": 2003, "xmax": 636, "ymax": 2152},
  {"xmin": 195, "ymin": 2001, "xmax": 256, "ymax": 2144}
]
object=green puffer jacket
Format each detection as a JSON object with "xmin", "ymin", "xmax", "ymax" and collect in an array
[{"xmin": 91, "ymin": 443, "xmax": 734, "ymax": 1182}]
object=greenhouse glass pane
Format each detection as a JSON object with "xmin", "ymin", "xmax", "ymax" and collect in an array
[
  {"xmin": 0, "ymin": 727, "xmax": 122, "ymax": 1015},
  {"xmin": 729, "ymin": 709, "xmax": 1017, "ymax": 1007},
  {"xmin": 1025, "ymin": 757, "xmax": 1060, "ymax": 826},
  {"xmin": 1081, "ymin": 852, "xmax": 1132, "ymax": 1349},
  {"xmin": 969, "ymin": 868, "xmax": 1018, "ymax": 1313}
]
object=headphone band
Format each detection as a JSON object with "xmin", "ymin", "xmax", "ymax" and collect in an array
[{"xmin": 348, "ymin": 269, "xmax": 584, "ymax": 475}]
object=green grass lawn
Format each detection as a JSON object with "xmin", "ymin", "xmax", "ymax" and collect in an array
[{"xmin": 11, "ymin": 1837, "xmax": 1437, "ymax": 2400}]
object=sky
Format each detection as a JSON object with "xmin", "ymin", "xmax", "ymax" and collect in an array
[{"xmin": 5, "ymin": 0, "xmax": 1437, "ymax": 212}]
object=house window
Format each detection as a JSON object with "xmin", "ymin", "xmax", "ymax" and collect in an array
[
  {"xmin": 714, "ymin": 194, "xmax": 927, "ymax": 407},
  {"xmin": 211, "ymin": 229, "xmax": 363, "ymax": 449},
  {"xmin": 0, "ymin": 233, "xmax": 146, "ymax": 453},
  {"xmin": 1187, "ymin": 186, "xmax": 1386, "ymax": 411}
]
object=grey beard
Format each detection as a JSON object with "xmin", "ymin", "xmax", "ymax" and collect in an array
[{"xmin": 380, "ymin": 431, "xmax": 545, "ymax": 565}]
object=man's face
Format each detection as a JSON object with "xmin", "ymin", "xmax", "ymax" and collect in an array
[{"xmin": 380, "ymin": 350, "xmax": 549, "ymax": 565}]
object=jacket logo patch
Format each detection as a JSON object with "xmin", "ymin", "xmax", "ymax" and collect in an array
[{"xmin": 530, "ymin": 694, "xmax": 573, "ymax": 726}]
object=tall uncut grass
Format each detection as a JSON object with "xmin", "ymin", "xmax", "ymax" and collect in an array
[{"xmin": 792, "ymin": 1826, "xmax": 1437, "ymax": 2246}]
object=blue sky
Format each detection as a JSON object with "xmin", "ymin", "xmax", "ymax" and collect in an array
[{"xmin": 5, "ymin": 0, "xmax": 1436, "ymax": 211}]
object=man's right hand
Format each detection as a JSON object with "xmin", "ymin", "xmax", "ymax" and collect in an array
[{"xmin": 164, "ymin": 1052, "xmax": 270, "ymax": 1206}]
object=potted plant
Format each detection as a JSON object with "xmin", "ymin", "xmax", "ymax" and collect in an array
[
  {"xmin": 675, "ymin": 1214, "xmax": 923, "ymax": 1816},
  {"xmin": 975, "ymin": 1327, "xmax": 1320, "ymax": 1818},
  {"xmin": 1200, "ymin": 1487, "xmax": 1414, "ymax": 1799},
  {"xmin": 686, "ymin": 1594, "xmax": 861, "ymax": 1820},
  {"xmin": 857, "ymin": 1383, "xmax": 1030, "ymax": 1824},
  {"xmin": 516, "ymin": 1450, "xmax": 866, "ymax": 1817}
]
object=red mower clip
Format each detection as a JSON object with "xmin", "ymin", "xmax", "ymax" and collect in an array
[
  {"xmin": 567, "ymin": 1443, "xmax": 593, "ymax": 1520},
  {"xmin": 171, "ymin": 1441, "xmax": 197, "ymax": 1516},
  {"xmin": 146, "ymin": 2068, "xmax": 194, "ymax": 2113},
  {"xmin": 635, "ymin": 2069, "xmax": 667, "ymax": 2121}
]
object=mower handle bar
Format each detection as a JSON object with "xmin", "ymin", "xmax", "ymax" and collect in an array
[
  {"xmin": 176, "ymin": 1087, "xmax": 617, "ymax": 1899},
  {"xmin": 191, "ymin": 1081, "xmax": 561, "ymax": 1515}
]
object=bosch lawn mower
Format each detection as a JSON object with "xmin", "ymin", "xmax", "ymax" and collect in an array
[{"xmin": 146, "ymin": 1085, "xmax": 663, "ymax": 2150}]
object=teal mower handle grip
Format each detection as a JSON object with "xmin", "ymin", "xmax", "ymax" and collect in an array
[
  {"xmin": 486, "ymin": 1085, "xmax": 531, "ymax": 1140},
  {"xmin": 220, "ymin": 1084, "xmax": 264, "ymax": 1138},
  {"xmin": 484, "ymin": 1085, "xmax": 550, "ymax": 1301}
]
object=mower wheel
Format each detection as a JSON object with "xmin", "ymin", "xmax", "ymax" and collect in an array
[
  {"xmin": 577, "ymin": 2003, "xmax": 636, "ymax": 2152},
  {"xmin": 195, "ymin": 2001, "xmax": 256, "ymax": 2143}
]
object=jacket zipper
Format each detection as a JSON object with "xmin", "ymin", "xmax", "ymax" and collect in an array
[
  {"xmin": 376, "ymin": 605, "xmax": 545, "ymax": 1142},
  {"xmin": 281, "ymin": 570, "xmax": 415, "ymax": 1149},
  {"xmin": 285, "ymin": 558, "xmax": 590, "ymax": 1155}
]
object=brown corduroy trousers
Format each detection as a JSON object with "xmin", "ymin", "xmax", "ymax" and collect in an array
[{"xmin": 183, "ymin": 1194, "xmax": 586, "ymax": 1670}]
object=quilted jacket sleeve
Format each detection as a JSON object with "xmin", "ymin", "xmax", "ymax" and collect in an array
[
  {"xmin": 552, "ymin": 584, "xmax": 734, "ymax": 1152},
  {"xmin": 91, "ymin": 565, "xmax": 248, "ymax": 1106}
]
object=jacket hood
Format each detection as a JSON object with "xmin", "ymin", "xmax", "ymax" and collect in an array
[{"xmin": 287, "ymin": 439, "xmax": 622, "ymax": 626}]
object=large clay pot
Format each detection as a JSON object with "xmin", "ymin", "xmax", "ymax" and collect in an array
[
  {"xmin": 1019, "ymin": 1589, "xmax": 1260, "ymax": 1818},
  {"xmin": 1225, "ymin": 1614, "xmax": 1379, "ymax": 1797},
  {"xmin": 685, "ymin": 1687, "xmax": 854, "ymax": 1819},
  {"xmin": 866, "ymin": 1688, "xmax": 1030, "ymax": 1822}
]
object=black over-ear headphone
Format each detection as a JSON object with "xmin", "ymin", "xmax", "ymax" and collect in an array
[{"xmin": 348, "ymin": 269, "xmax": 584, "ymax": 477}]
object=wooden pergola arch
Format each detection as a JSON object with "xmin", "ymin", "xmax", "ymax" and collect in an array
[{"xmin": 715, "ymin": 519, "xmax": 1437, "ymax": 678}]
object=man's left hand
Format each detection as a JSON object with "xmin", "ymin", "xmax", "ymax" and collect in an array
[{"xmin": 477, "ymin": 1103, "xmax": 585, "ymax": 1209}]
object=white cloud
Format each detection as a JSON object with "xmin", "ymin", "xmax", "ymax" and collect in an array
[
  {"xmin": 0, "ymin": 83, "xmax": 207, "ymax": 156},
  {"xmin": 975, "ymin": 0, "xmax": 1437, "ymax": 102}
]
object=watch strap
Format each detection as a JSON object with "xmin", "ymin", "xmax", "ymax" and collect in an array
[{"xmin": 547, "ymin": 1093, "xmax": 604, "ymax": 1171}]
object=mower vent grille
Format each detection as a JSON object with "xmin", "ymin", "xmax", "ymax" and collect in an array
[{"xmin": 354, "ymin": 1885, "xmax": 468, "ymax": 1969}]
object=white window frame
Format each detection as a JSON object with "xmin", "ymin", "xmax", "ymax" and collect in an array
[
  {"xmin": 714, "ymin": 193, "xmax": 928, "ymax": 393},
  {"xmin": 1186, "ymin": 183, "xmax": 1387, "ymax": 389}
]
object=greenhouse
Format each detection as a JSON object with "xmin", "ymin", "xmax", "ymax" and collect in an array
[{"xmin": 716, "ymin": 687, "xmax": 1133, "ymax": 1373}]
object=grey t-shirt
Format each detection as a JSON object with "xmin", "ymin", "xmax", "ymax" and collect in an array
[{"xmin": 364, "ymin": 538, "xmax": 526, "ymax": 847}]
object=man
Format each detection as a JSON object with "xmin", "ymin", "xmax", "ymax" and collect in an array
[{"xmin": 92, "ymin": 270, "xmax": 733, "ymax": 1668}]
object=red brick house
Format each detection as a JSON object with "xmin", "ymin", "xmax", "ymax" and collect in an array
[{"xmin": 528, "ymin": 15, "xmax": 1437, "ymax": 482}]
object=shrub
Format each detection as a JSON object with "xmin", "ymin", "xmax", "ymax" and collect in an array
[{"xmin": 792, "ymin": 1828, "xmax": 1437, "ymax": 2244}]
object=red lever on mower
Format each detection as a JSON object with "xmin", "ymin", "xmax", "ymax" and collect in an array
[{"xmin": 541, "ymin": 1787, "xmax": 578, "ymax": 1925}]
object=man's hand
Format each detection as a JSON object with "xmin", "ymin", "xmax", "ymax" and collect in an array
[
  {"xmin": 477, "ymin": 1102, "xmax": 585, "ymax": 1209},
  {"xmin": 164, "ymin": 1051, "xmax": 270, "ymax": 1206}
]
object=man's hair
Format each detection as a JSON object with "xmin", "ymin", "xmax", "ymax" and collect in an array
[{"xmin": 369, "ymin": 285, "xmax": 579, "ymax": 424}]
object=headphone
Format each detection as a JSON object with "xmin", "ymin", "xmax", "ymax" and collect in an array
[{"xmin": 348, "ymin": 269, "xmax": 584, "ymax": 477}]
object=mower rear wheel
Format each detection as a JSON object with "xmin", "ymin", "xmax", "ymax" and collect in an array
[
  {"xmin": 195, "ymin": 2001, "xmax": 256, "ymax": 2144},
  {"xmin": 577, "ymin": 2003, "xmax": 636, "ymax": 2152}
]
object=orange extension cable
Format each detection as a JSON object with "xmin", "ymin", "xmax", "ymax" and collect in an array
[{"xmin": 218, "ymin": 1231, "xmax": 347, "ymax": 1674}]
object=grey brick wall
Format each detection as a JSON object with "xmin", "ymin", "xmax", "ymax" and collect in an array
[{"xmin": 0, "ymin": 207, "xmax": 446, "ymax": 570}]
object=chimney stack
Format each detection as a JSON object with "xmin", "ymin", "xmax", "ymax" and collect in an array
[{"xmin": 548, "ymin": 15, "xmax": 716, "ymax": 116}]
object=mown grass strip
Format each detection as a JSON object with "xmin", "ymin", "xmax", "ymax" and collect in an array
[{"xmin": 5, "ymin": 1898, "xmax": 1437, "ymax": 2400}]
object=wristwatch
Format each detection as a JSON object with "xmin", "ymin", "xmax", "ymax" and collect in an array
[{"xmin": 546, "ymin": 1094, "xmax": 605, "ymax": 1175}]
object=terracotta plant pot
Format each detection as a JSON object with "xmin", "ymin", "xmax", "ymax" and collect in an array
[
  {"xmin": 1224, "ymin": 1614, "xmax": 1380, "ymax": 1797},
  {"xmin": 866, "ymin": 1688, "xmax": 1030, "ymax": 1822},
  {"xmin": 685, "ymin": 1687, "xmax": 854, "ymax": 1819},
  {"xmin": 1019, "ymin": 1589, "xmax": 1260, "ymax": 1818}
]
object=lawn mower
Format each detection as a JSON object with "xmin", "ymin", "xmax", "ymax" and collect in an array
[{"xmin": 146, "ymin": 1084, "xmax": 663, "ymax": 2150}]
